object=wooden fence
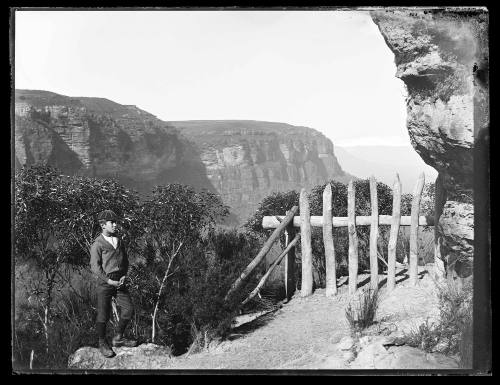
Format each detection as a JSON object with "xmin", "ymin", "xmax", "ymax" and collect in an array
[{"xmin": 225, "ymin": 173, "xmax": 431, "ymax": 304}]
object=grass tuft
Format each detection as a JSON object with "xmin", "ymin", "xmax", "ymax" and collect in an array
[{"xmin": 345, "ymin": 288, "xmax": 379, "ymax": 334}]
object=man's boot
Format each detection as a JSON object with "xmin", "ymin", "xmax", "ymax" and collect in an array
[
  {"xmin": 112, "ymin": 333, "xmax": 138, "ymax": 348},
  {"xmin": 98, "ymin": 338, "xmax": 115, "ymax": 358}
]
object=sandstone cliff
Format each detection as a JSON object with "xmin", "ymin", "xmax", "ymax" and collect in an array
[
  {"xmin": 168, "ymin": 120, "xmax": 350, "ymax": 222},
  {"xmin": 15, "ymin": 90, "xmax": 214, "ymax": 198},
  {"xmin": 15, "ymin": 91, "xmax": 349, "ymax": 224},
  {"xmin": 371, "ymin": 8, "xmax": 488, "ymax": 278}
]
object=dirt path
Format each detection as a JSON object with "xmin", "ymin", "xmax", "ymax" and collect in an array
[
  {"xmin": 157, "ymin": 266, "xmax": 447, "ymax": 369},
  {"xmin": 69, "ymin": 265, "xmax": 460, "ymax": 370}
]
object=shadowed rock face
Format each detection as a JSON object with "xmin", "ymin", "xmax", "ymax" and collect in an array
[
  {"xmin": 14, "ymin": 90, "xmax": 215, "ymax": 193},
  {"xmin": 371, "ymin": 9, "xmax": 488, "ymax": 277}
]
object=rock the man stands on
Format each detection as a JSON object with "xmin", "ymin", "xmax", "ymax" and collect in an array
[{"xmin": 90, "ymin": 209, "xmax": 137, "ymax": 358}]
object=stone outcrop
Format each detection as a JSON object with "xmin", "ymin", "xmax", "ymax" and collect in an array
[
  {"xmin": 348, "ymin": 335, "xmax": 459, "ymax": 369},
  {"xmin": 68, "ymin": 344, "xmax": 173, "ymax": 370},
  {"xmin": 371, "ymin": 9, "xmax": 488, "ymax": 278},
  {"xmin": 15, "ymin": 91, "xmax": 349, "ymax": 225},
  {"xmin": 170, "ymin": 120, "xmax": 350, "ymax": 223}
]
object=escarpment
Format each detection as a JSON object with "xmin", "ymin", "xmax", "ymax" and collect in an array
[
  {"xmin": 15, "ymin": 91, "xmax": 349, "ymax": 224},
  {"xmin": 168, "ymin": 120, "xmax": 350, "ymax": 223},
  {"xmin": 15, "ymin": 90, "xmax": 216, "ymax": 199},
  {"xmin": 371, "ymin": 9, "xmax": 488, "ymax": 278}
]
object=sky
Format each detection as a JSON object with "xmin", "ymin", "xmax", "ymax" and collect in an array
[{"xmin": 15, "ymin": 10, "xmax": 411, "ymax": 147}]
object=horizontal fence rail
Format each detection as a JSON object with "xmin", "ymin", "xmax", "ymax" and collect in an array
[
  {"xmin": 262, "ymin": 215, "xmax": 434, "ymax": 229},
  {"xmin": 225, "ymin": 173, "xmax": 432, "ymax": 308}
]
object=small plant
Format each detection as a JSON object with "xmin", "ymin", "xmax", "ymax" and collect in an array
[
  {"xmin": 401, "ymin": 277, "xmax": 473, "ymax": 364},
  {"xmin": 403, "ymin": 319, "xmax": 441, "ymax": 352},
  {"xmin": 345, "ymin": 288, "xmax": 379, "ymax": 333}
]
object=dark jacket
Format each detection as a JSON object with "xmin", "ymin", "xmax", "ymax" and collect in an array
[{"xmin": 90, "ymin": 234, "xmax": 129, "ymax": 283}]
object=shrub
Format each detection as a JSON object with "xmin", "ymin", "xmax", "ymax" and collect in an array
[
  {"xmin": 128, "ymin": 228, "xmax": 263, "ymax": 355},
  {"xmin": 345, "ymin": 288, "xmax": 379, "ymax": 334},
  {"xmin": 403, "ymin": 319, "xmax": 441, "ymax": 352},
  {"xmin": 13, "ymin": 278, "xmax": 98, "ymax": 370}
]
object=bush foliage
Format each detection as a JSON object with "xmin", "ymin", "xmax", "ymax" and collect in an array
[
  {"xmin": 245, "ymin": 179, "xmax": 417, "ymax": 288},
  {"xmin": 13, "ymin": 165, "xmax": 259, "ymax": 368}
]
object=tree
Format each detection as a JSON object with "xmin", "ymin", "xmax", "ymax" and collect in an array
[
  {"xmin": 131, "ymin": 184, "xmax": 229, "ymax": 343},
  {"xmin": 14, "ymin": 165, "xmax": 78, "ymax": 354}
]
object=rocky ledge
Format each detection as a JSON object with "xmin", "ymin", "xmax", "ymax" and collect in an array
[{"xmin": 68, "ymin": 343, "xmax": 173, "ymax": 370}]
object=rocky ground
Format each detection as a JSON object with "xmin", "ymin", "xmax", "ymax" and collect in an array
[{"xmin": 68, "ymin": 264, "xmax": 460, "ymax": 371}]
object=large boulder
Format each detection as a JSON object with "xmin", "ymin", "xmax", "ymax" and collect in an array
[{"xmin": 371, "ymin": 9, "xmax": 488, "ymax": 278}]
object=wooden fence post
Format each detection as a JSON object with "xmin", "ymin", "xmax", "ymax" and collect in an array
[
  {"xmin": 410, "ymin": 172, "xmax": 425, "ymax": 285},
  {"xmin": 347, "ymin": 180, "xmax": 358, "ymax": 295},
  {"xmin": 387, "ymin": 174, "xmax": 402, "ymax": 291},
  {"xmin": 369, "ymin": 176, "xmax": 379, "ymax": 291},
  {"xmin": 284, "ymin": 210, "xmax": 296, "ymax": 301},
  {"xmin": 224, "ymin": 205, "xmax": 298, "ymax": 302},
  {"xmin": 323, "ymin": 183, "xmax": 337, "ymax": 297},
  {"xmin": 300, "ymin": 188, "xmax": 313, "ymax": 297}
]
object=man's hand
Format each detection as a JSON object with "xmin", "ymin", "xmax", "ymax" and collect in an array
[
  {"xmin": 107, "ymin": 279, "xmax": 121, "ymax": 287},
  {"xmin": 119, "ymin": 276, "xmax": 126, "ymax": 287}
]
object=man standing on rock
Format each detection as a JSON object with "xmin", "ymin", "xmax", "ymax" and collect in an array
[{"xmin": 90, "ymin": 209, "xmax": 137, "ymax": 358}]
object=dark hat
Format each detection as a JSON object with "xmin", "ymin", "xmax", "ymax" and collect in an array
[{"xmin": 97, "ymin": 210, "xmax": 118, "ymax": 222}]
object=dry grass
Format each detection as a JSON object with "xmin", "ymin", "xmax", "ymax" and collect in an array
[
  {"xmin": 345, "ymin": 288, "xmax": 379, "ymax": 334},
  {"xmin": 401, "ymin": 277, "xmax": 473, "ymax": 366}
]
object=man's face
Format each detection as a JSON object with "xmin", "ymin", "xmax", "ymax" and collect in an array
[{"xmin": 102, "ymin": 220, "xmax": 117, "ymax": 235}]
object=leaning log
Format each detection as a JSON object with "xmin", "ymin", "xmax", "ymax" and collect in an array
[
  {"xmin": 241, "ymin": 233, "xmax": 300, "ymax": 306},
  {"xmin": 224, "ymin": 205, "xmax": 298, "ymax": 302}
]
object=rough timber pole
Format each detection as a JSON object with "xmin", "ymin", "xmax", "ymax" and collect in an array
[
  {"xmin": 242, "ymin": 233, "xmax": 300, "ymax": 306},
  {"xmin": 369, "ymin": 176, "xmax": 379, "ymax": 291},
  {"xmin": 224, "ymin": 205, "xmax": 298, "ymax": 302},
  {"xmin": 323, "ymin": 184, "xmax": 337, "ymax": 297},
  {"xmin": 347, "ymin": 180, "xmax": 359, "ymax": 295},
  {"xmin": 410, "ymin": 173, "xmax": 425, "ymax": 286},
  {"xmin": 284, "ymin": 210, "xmax": 297, "ymax": 301},
  {"xmin": 299, "ymin": 188, "xmax": 313, "ymax": 297},
  {"xmin": 387, "ymin": 174, "xmax": 402, "ymax": 291}
]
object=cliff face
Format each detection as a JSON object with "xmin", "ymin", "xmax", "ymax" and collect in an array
[
  {"xmin": 15, "ymin": 90, "xmax": 215, "ymax": 197},
  {"xmin": 15, "ymin": 91, "xmax": 348, "ymax": 224},
  {"xmin": 371, "ymin": 9, "xmax": 488, "ymax": 278},
  {"xmin": 169, "ymin": 120, "xmax": 349, "ymax": 223}
]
